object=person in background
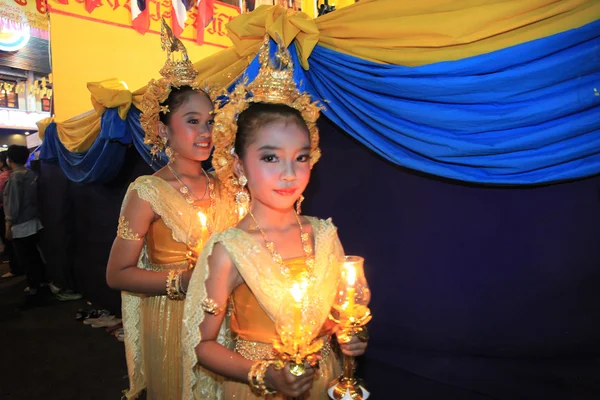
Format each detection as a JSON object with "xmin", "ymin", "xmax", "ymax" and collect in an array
[
  {"xmin": 0, "ymin": 151, "xmax": 22, "ymax": 279},
  {"xmin": 4, "ymin": 145, "xmax": 46, "ymax": 300}
]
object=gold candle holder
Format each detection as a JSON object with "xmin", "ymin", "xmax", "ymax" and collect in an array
[
  {"xmin": 273, "ymin": 279, "xmax": 323, "ymax": 376},
  {"xmin": 328, "ymin": 256, "xmax": 371, "ymax": 400}
]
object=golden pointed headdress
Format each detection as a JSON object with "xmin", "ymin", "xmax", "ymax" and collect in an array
[
  {"xmin": 140, "ymin": 18, "xmax": 203, "ymax": 156},
  {"xmin": 212, "ymin": 35, "xmax": 322, "ymax": 195}
]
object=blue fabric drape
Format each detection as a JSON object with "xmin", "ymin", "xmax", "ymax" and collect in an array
[
  {"xmin": 39, "ymin": 107, "xmax": 166, "ymax": 183},
  {"xmin": 41, "ymin": 20, "xmax": 600, "ymax": 185},
  {"xmin": 297, "ymin": 20, "xmax": 600, "ymax": 184},
  {"xmin": 39, "ymin": 108, "xmax": 130, "ymax": 183}
]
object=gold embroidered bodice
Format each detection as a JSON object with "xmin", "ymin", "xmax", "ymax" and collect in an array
[
  {"xmin": 230, "ymin": 257, "xmax": 308, "ymax": 343},
  {"xmin": 146, "ymin": 217, "xmax": 188, "ymax": 265}
]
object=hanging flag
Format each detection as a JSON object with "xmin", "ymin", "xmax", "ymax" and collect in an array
[
  {"xmin": 171, "ymin": 0, "xmax": 187, "ymax": 37},
  {"xmin": 195, "ymin": 0, "xmax": 214, "ymax": 45},
  {"xmin": 84, "ymin": 0, "xmax": 101, "ymax": 13},
  {"xmin": 131, "ymin": 0, "xmax": 150, "ymax": 34}
]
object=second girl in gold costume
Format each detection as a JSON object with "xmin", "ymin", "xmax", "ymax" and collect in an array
[{"xmin": 106, "ymin": 21, "xmax": 236, "ymax": 399}]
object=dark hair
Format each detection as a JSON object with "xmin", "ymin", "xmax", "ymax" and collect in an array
[
  {"xmin": 235, "ymin": 102, "xmax": 309, "ymax": 158},
  {"xmin": 159, "ymin": 86, "xmax": 208, "ymax": 126},
  {"xmin": 6, "ymin": 145, "xmax": 29, "ymax": 165}
]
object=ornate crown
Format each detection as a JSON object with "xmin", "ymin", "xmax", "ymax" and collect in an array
[
  {"xmin": 140, "ymin": 18, "xmax": 204, "ymax": 157},
  {"xmin": 212, "ymin": 35, "xmax": 322, "ymax": 196}
]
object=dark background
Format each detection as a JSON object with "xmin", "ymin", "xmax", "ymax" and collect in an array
[{"xmin": 38, "ymin": 116, "xmax": 600, "ymax": 399}]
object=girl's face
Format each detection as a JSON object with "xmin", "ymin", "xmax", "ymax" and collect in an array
[
  {"xmin": 239, "ymin": 119, "xmax": 311, "ymax": 212},
  {"xmin": 162, "ymin": 91, "xmax": 214, "ymax": 162}
]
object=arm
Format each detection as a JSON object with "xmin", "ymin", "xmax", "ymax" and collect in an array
[
  {"xmin": 4, "ymin": 178, "xmax": 17, "ymax": 239},
  {"xmin": 195, "ymin": 243, "xmax": 315, "ymax": 397},
  {"xmin": 4, "ymin": 177, "xmax": 19, "ymax": 223},
  {"xmin": 105, "ymin": 189, "xmax": 190, "ymax": 294}
]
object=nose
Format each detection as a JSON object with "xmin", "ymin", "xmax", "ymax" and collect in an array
[
  {"xmin": 281, "ymin": 160, "xmax": 297, "ymax": 182},
  {"xmin": 196, "ymin": 122, "xmax": 212, "ymax": 137}
]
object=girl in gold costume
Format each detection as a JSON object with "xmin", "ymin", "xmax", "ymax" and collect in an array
[
  {"xmin": 106, "ymin": 21, "xmax": 236, "ymax": 400},
  {"xmin": 181, "ymin": 38, "xmax": 369, "ymax": 399}
]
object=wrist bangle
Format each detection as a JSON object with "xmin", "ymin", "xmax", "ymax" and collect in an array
[
  {"xmin": 248, "ymin": 359, "xmax": 277, "ymax": 396},
  {"xmin": 166, "ymin": 270, "xmax": 185, "ymax": 300}
]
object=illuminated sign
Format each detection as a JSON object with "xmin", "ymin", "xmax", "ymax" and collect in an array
[{"xmin": 0, "ymin": 109, "xmax": 50, "ymax": 130}]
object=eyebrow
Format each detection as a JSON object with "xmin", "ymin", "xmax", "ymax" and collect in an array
[
  {"xmin": 257, "ymin": 145, "xmax": 311, "ymax": 151},
  {"xmin": 183, "ymin": 111, "xmax": 211, "ymax": 117}
]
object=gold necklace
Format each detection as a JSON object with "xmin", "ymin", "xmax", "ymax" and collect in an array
[
  {"xmin": 248, "ymin": 211, "xmax": 314, "ymax": 277},
  {"xmin": 175, "ymin": 170, "xmax": 216, "ymax": 271},
  {"xmin": 168, "ymin": 164, "xmax": 210, "ymax": 205},
  {"xmin": 168, "ymin": 164, "xmax": 216, "ymax": 233}
]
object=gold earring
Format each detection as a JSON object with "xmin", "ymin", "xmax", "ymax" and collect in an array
[
  {"xmin": 235, "ymin": 174, "xmax": 250, "ymax": 213},
  {"xmin": 296, "ymin": 195, "xmax": 304, "ymax": 215},
  {"xmin": 165, "ymin": 146, "xmax": 176, "ymax": 163}
]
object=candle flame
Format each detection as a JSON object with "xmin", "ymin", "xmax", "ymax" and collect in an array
[
  {"xmin": 290, "ymin": 282, "xmax": 304, "ymax": 303},
  {"xmin": 346, "ymin": 264, "xmax": 356, "ymax": 286},
  {"xmin": 198, "ymin": 211, "xmax": 207, "ymax": 227}
]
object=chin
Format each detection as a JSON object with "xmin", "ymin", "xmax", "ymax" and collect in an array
[
  {"xmin": 270, "ymin": 198, "xmax": 297, "ymax": 212},
  {"xmin": 187, "ymin": 151, "xmax": 211, "ymax": 162}
]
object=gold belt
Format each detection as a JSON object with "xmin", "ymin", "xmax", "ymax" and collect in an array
[
  {"xmin": 146, "ymin": 260, "xmax": 189, "ymax": 272},
  {"xmin": 235, "ymin": 338, "xmax": 333, "ymax": 362}
]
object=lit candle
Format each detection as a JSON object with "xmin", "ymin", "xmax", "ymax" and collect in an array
[
  {"xmin": 237, "ymin": 204, "xmax": 245, "ymax": 221},
  {"xmin": 197, "ymin": 211, "xmax": 207, "ymax": 245},
  {"xmin": 290, "ymin": 282, "xmax": 304, "ymax": 340},
  {"xmin": 345, "ymin": 263, "xmax": 356, "ymax": 312}
]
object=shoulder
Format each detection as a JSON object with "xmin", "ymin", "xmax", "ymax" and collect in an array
[
  {"xmin": 122, "ymin": 176, "xmax": 168, "ymax": 211},
  {"xmin": 206, "ymin": 228, "xmax": 253, "ymax": 259},
  {"xmin": 208, "ymin": 241, "xmax": 231, "ymax": 264},
  {"xmin": 305, "ymin": 216, "xmax": 337, "ymax": 232},
  {"xmin": 131, "ymin": 174, "xmax": 165, "ymax": 187},
  {"xmin": 128, "ymin": 175, "xmax": 175, "ymax": 196},
  {"xmin": 205, "ymin": 238, "xmax": 237, "ymax": 276},
  {"xmin": 212, "ymin": 227, "xmax": 245, "ymax": 244}
]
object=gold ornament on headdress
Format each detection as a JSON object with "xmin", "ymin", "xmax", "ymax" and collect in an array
[
  {"xmin": 140, "ymin": 18, "xmax": 204, "ymax": 157},
  {"xmin": 212, "ymin": 35, "xmax": 322, "ymax": 196}
]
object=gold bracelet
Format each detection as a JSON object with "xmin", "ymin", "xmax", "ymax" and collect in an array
[
  {"xmin": 201, "ymin": 298, "xmax": 225, "ymax": 315},
  {"xmin": 166, "ymin": 270, "xmax": 185, "ymax": 300},
  {"xmin": 248, "ymin": 359, "xmax": 277, "ymax": 396}
]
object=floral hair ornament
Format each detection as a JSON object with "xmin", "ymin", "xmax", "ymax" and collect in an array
[
  {"xmin": 140, "ymin": 18, "xmax": 206, "ymax": 157},
  {"xmin": 211, "ymin": 35, "xmax": 323, "ymax": 197}
]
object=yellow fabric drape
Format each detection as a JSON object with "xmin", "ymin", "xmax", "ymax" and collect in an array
[
  {"xmin": 36, "ymin": 117, "xmax": 55, "ymax": 141},
  {"xmin": 226, "ymin": 5, "xmax": 319, "ymax": 69},
  {"xmin": 315, "ymin": 0, "xmax": 600, "ymax": 66},
  {"xmin": 49, "ymin": 0, "xmax": 600, "ymax": 153},
  {"xmin": 88, "ymin": 79, "xmax": 133, "ymax": 120},
  {"xmin": 47, "ymin": 111, "xmax": 102, "ymax": 153}
]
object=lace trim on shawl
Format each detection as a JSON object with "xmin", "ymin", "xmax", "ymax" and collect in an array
[
  {"xmin": 182, "ymin": 217, "xmax": 344, "ymax": 400},
  {"xmin": 121, "ymin": 246, "xmax": 148, "ymax": 399},
  {"xmin": 126, "ymin": 175, "xmax": 194, "ymax": 245}
]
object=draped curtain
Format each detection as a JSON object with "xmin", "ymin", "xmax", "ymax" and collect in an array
[{"xmin": 39, "ymin": 0, "xmax": 600, "ymax": 184}]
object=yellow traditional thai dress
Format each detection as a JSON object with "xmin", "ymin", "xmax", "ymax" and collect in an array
[
  {"xmin": 120, "ymin": 175, "xmax": 236, "ymax": 400},
  {"xmin": 182, "ymin": 217, "xmax": 345, "ymax": 400}
]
